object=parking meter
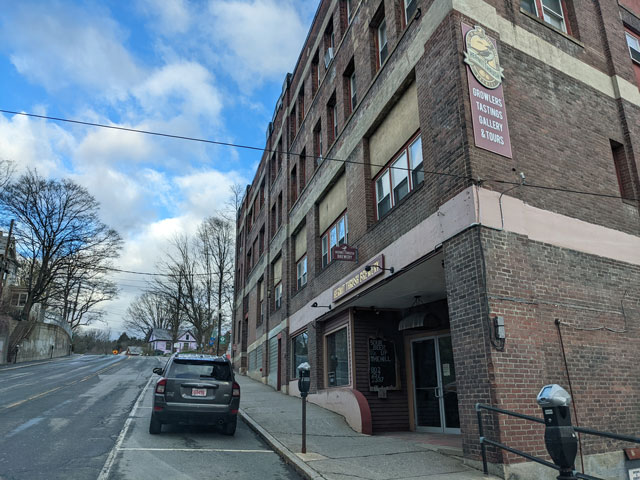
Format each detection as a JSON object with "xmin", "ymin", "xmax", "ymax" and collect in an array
[
  {"xmin": 298, "ymin": 362, "xmax": 310, "ymax": 398},
  {"xmin": 537, "ymin": 384, "xmax": 578, "ymax": 479}
]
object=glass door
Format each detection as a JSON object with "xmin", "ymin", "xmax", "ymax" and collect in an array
[{"xmin": 411, "ymin": 335, "xmax": 460, "ymax": 433}]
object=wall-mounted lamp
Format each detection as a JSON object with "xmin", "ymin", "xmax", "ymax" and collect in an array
[
  {"xmin": 311, "ymin": 301, "xmax": 332, "ymax": 310},
  {"xmin": 364, "ymin": 264, "xmax": 394, "ymax": 274}
]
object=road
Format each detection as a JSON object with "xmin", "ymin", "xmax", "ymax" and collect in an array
[{"xmin": 0, "ymin": 355, "xmax": 301, "ymax": 480}]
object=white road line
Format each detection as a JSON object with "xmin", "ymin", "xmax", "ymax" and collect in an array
[
  {"xmin": 118, "ymin": 448, "xmax": 274, "ymax": 453},
  {"xmin": 97, "ymin": 374, "xmax": 155, "ymax": 480}
]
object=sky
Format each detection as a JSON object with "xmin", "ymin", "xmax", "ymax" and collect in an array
[{"xmin": 0, "ymin": 0, "xmax": 318, "ymax": 337}]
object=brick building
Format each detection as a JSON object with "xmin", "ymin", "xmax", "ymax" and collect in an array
[{"xmin": 232, "ymin": 0, "xmax": 640, "ymax": 477}]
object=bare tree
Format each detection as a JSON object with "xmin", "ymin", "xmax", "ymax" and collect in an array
[
  {"xmin": 149, "ymin": 257, "xmax": 186, "ymax": 353},
  {"xmin": 199, "ymin": 215, "xmax": 235, "ymax": 354},
  {"xmin": 0, "ymin": 159, "xmax": 15, "ymax": 192},
  {"xmin": 170, "ymin": 234, "xmax": 213, "ymax": 350},
  {"xmin": 124, "ymin": 291, "xmax": 172, "ymax": 341},
  {"xmin": 0, "ymin": 170, "xmax": 122, "ymax": 349}
]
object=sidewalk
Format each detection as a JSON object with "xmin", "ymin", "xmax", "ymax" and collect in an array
[{"xmin": 236, "ymin": 375, "xmax": 498, "ymax": 480}]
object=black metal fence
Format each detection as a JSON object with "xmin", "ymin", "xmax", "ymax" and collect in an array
[{"xmin": 476, "ymin": 403, "xmax": 640, "ymax": 480}]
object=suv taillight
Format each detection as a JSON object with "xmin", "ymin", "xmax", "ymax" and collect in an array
[
  {"xmin": 156, "ymin": 378, "xmax": 167, "ymax": 394},
  {"xmin": 232, "ymin": 382, "xmax": 240, "ymax": 397}
]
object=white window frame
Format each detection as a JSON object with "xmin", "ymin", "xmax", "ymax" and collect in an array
[
  {"xmin": 321, "ymin": 212, "xmax": 348, "ymax": 268},
  {"xmin": 12, "ymin": 292, "xmax": 28, "ymax": 307},
  {"xmin": 274, "ymin": 282, "xmax": 282, "ymax": 310},
  {"xmin": 347, "ymin": 0, "xmax": 353, "ymax": 24},
  {"xmin": 375, "ymin": 134, "xmax": 423, "ymax": 219},
  {"xmin": 350, "ymin": 72, "xmax": 357, "ymax": 111},
  {"xmin": 332, "ymin": 104, "xmax": 338, "ymax": 140},
  {"xmin": 297, "ymin": 256, "xmax": 307, "ymax": 289},
  {"xmin": 541, "ymin": 0, "xmax": 566, "ymax": 33},
  {"xmin": 627, "ymin": 32, "xmax": 640, "ymax": 64},
  {"xmin": 377, "ymin": 19, "xmax": 388, "ymax": 67},
  {"xmin": 403, "ymin": 0, "xmax": 417, "ymax": 25}
]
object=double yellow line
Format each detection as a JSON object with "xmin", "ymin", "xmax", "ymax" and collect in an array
[{"xmin": 0, "ymin": 357, "xmax": 129, "ymax": 411}]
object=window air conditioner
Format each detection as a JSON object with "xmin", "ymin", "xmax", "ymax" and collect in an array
[{"xmin": 324, "ymin": 47, "xmax": 334, "ymax": 68}]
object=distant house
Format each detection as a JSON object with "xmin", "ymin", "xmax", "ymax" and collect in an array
[
  {"xmin": 126, "ymin": 346, "xmax": 143, "ymax": 356},
  {"xmin": 148, "ymin": 328, "xmax": 197, "ymax": 354}
]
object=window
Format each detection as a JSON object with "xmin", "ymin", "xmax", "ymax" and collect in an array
[
  {"xmin": 521, "ymin": 0, "xmax": 569, "ymax": 34},
  {"xmin": 270, "ymin": 204, "xmax": 276, "ymax": 237},
  {"xmin": 291, "ymin": 332, "xmax": 308, "ymax": 377},
  {"xmin": 274, "ymin": 282, "xmax": 282, "ymax": 309},
  {"xmin": 299, "ymin": 149, "xmax": 306, "ymax": 191},
  {"xmin": 297, "ymin": 256, "xmax": 307, "ymax": 289},
  {"xmin": 165, "ymin": 342, "xmax": 171, "ymax": 350},
  {"xmin": 627, "ymin": 32, "xmax": 640, "ymax": 64},
  {"xmin": 326, "ymin": 327, "xmax": 349, "ymax": 387},
  {"xmin": 259, "ymin": 226, "xmax": 265, "ymax": 256},
  {"xmin": 403, "ymin": 0, "xmax": 417, "ymax": 26},
  {"xmin": 344, "ymin": 60, "xmax": 356, "ymax": 117},
  {"xmin": 11, "ymin": 292, "xmax": 28, "ymax": 307},
  {"xmin": 346, "ymin": 0, "xmax": 353, "ymax": 24},
  {"xmin": 186, "ymin": 334, "xmax": 189, "ymax": 340},
  {"xmin": 290, "ymin": 165, "xmax": 298, "ymax": 205},
  {"xmin": 270, "ymin": 153, "xmax": 277, "ymax": 184},
  {"xmin": 314, "ymin": 122, "xmax": 323, "ymax": 167},
  {"xmin": 611, "ymin": 140, "xmax": 638, "ymax": 203},
  {"xmin": 324, "ymin": 19, "xmax": 335, "ymax": 68},
  {"xmin": 277, "ymin": 192, "xmax": 283, "ymax": 228},
  {"xmin": 258, "ymin": 278, "xmax": 265, "ymax": 324},
  {"xmin": 321, "ymin": 212, "xmax": 348, "ymax": 268},
  {"xmin": 312, "ymin": 52, "xmax": 320, "ymax": 96},
  {"xmin": 375, "ymin": 134, "xmax": 424, "ymax": 219},
  {"xmin": 298, "ymin": 85, "xmax": 305, "ymax": 124},
  {"xmin": 377, "ymin": 18, "xmax": 388, "ymax": 68},
  {"xmin": 328, "ymin": 95, "xmax": 337, "ymax": 145},
  {"xmin": 350, "ymin": 72, "xmax": 357, "ymax": 111},
  {"xmin": 183, "ymin": 342, "xmax": 189, "ymax": 349}
]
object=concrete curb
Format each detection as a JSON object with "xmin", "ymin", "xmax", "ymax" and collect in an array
[{"xmin": 239, "ymin": 409, "xmax": 328, "ymax": 480}]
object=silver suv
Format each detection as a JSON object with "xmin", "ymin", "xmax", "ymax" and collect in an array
[{"xmin": 150, "ymin": 353, "xmax": 240, "ymax": 435}]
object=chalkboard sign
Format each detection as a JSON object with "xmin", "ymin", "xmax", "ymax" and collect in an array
[{"xmin": 368, "ymin": 337, "xmax": 398, "ymax": 390}]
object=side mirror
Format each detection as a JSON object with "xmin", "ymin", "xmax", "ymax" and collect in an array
[{"xmin": 153, "ymin": 367, "xmax": 163, "ymax": 375}]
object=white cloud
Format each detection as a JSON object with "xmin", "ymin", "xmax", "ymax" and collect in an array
[
  {"xmin": 175, "ymin": 169, "xmax": 247, "ymax": 218},
  {"xmin": 0, "ymin": 112, "xmax": 74, "ymax": 177},
  {"xmin": 207, "ymin": 0, "xmax": 308, "ymax": 87},
  {"xmin": 133, "ymin": 62, "xmax": 223, "ymax": 119},
  {"xmin": 137, "ymin": 0, "xmax": 192, "ymax": 35},
  {"xmin": 1, "ymin": 2, "xmax": 144, "ymax": 100}
]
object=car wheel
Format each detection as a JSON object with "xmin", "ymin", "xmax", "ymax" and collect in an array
[
  {"xmin": 222, "ymin": 418, "xmax": 237, "ymax": 436},
  {"xmin": 149, "ymin": 414, "xmax": 162, "ymax": 434}
]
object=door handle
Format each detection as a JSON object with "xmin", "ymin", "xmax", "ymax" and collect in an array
[{"xmin": 434, "ymin": 387, "xmax": 442, "ymax": 399}]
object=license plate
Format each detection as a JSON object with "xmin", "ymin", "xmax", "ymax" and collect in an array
[{"xmin": 191, "ymin": 388, "xmax": 207, "ymax": 397}]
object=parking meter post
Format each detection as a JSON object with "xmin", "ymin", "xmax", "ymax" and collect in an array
[
  {"xmin": 302, "ymin": 395, "xmax": 307, "ymax": 454},
  {"xmin": 537, "ymin": 385, "xmax": 578, "ymax": 480},
  {"xmin": 297, "ymin": 362, "xmax": 311, "ymax": 455}
]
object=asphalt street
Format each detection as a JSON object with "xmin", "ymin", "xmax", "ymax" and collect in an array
[{"xmin": 0, "ymin": 355, "xmax": 301, "ymax": 480}]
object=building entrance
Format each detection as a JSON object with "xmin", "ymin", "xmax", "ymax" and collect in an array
[{"xmin": 411, "ymin": 334, "xmax": 460, "ymax": 433}]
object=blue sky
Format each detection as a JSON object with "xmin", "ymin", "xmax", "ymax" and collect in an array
[{"xmin": 0, "ymin": 0, "xmax": 317, "ymax": 335}]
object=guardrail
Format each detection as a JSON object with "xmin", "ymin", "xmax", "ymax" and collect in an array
[{"xmin": 476, "ymin": 403, "xmax": 640, "ymax": 480}]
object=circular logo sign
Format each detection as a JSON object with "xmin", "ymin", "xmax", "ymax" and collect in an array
[{"xmin": 464, "ymin": 26, "xmax": 504, "ymax": 89}]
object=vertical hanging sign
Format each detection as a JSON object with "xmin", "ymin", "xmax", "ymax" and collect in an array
[{"xmin": 462, "ymin": 23, "xmax": 512, "ymax": 158}]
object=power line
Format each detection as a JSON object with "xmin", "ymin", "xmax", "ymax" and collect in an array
[{"xmin": 1, "ymin": 109, "xmax": 630, "ymax": 202}]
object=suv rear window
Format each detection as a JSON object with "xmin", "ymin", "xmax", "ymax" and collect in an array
[{"xmin": 168, "ymin": 360, "xmax": 232, "ymax": 381}]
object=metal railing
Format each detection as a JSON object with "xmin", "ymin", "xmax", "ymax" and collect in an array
[{"xmin": 476, "ymin": 403, "xmax": 640, "ymax": 480}]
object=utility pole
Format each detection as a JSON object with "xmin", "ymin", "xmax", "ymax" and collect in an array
[{"xmin": 0, "ymin": 219, "xmax": 14, "ymax": 302}]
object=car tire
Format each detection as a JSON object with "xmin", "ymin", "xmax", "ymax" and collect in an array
[
  {"xmin": 149, "ymin": 414, "xmax": 162, "ymax": 434},
  {"xmin": 222, "ymin": 418, "xmax": 237, "ymax": 436}
]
